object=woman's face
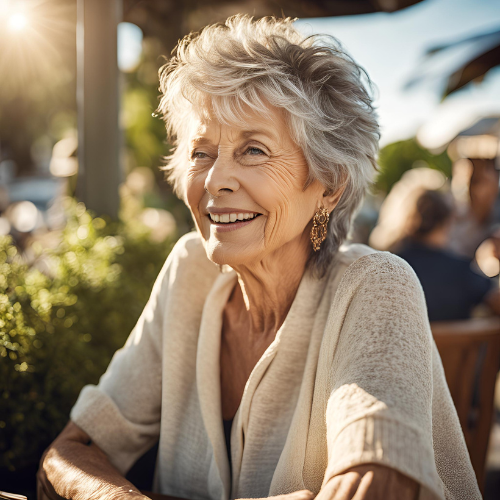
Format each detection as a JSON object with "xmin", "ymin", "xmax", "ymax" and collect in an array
[{"xmin": 185, "ymin": 101, "xmax": 325, "ymax": 268}]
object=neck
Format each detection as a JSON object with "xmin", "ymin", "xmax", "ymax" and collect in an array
[{"xmin": 226, "ymin": 231, "xmax": 311, "ymax": 342}]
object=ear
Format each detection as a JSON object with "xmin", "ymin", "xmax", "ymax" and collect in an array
[{"xmin": 321, "ymin": 182, "xmax": 347, "ymax": 213}]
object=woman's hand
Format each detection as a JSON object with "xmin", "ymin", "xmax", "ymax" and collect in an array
[{"xmin": 316, "ymin": 464, "xmax": 419, "ymax": 500}]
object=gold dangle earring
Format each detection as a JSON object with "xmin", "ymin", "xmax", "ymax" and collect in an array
[{"xmin": 310, "ymin": 205, "xmax": 329, "ymax": 252}]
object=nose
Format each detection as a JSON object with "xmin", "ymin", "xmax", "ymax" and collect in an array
[{"xmin": 204, "ymin": 156, "xmax": 240, "ymax": 197}]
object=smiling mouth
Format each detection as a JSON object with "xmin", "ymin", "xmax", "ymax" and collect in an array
[{"xmin": 208, "ymin": 213, "xmax": 262, "ymax": 224}]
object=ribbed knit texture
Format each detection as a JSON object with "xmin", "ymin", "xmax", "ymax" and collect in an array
[{"xmin": 70, "ymin": 232, "xmax": 480, "ymax": 500}]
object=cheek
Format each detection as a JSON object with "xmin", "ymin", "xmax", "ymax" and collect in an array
[{"xmin": 243, "ymin": 158, "xmax": 315, "ymax": 243}]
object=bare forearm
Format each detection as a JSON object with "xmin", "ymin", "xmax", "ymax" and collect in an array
[{"xmin": 41, "ymin": 422, "xmax": 148, "ymax": 500}]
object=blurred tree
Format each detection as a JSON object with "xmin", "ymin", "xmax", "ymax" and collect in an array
[
  {"xmin": 405, "ymin": 27, "xmax": 500, "ymax": 99},
  {"xmin": 121, "ymin": 34, "xmax": 194, "ymax": 232},
  {"xmin": 375, "ymin": 137, "xmax": 452, "ymax": 194},
  {"xmin": 122, "ymin": 37, "xmax": 169, "ymax": 176},
  {"xmin": 0, "ymin": 197, "xmax": 174, "ymax": 480}
]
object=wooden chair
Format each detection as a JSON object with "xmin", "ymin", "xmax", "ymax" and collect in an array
[{"xmin": 431, "ymin": 317, "xmax": 500, "ymax": 491}]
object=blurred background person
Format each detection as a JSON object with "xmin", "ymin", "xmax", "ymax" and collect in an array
[
  {"xmin": 397, "ymin": 189, "xmax": 499, "ymax": 321},
  {"xmin": 448, "ymin": 157, "xmax": 500, "ymax": 260}
]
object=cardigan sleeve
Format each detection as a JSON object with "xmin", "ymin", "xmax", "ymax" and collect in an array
[
  {"xmin": 323, "ymin": 252, "xmax": 446, "ymax": 500},
  {"xmin": 69, "ymin": 232, "xmax": 203, "ymax": 475}
]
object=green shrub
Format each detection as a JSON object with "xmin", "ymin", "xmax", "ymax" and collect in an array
[{"xmin": 0, "ymin": 197, "xmax": 175, "ymax": 472}]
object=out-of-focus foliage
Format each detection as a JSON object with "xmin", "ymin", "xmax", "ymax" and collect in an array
[
  {"xmin": 123, "ymin": 37, "xmax": 169, "ymax": 175},
  {"xmin": 0, "ymin": 197, "xmax": 174, "ymax": 472},
  {"xmin": 121, "ymin": 35, "xmax": 193, "ymax": 232},
  {"xmin": 375, "ymin": 137, "xmax": 452, "ymax": 194}
]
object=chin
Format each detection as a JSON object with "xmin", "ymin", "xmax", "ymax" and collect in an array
[{"xmin": 203, "ymin": 236, "xmax": 264, "ymax": 269}]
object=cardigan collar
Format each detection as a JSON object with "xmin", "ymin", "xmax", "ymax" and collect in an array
[
  {"xmin": 196, "ymin": 270, "xmax": 237, "ymax": 499},
  {"xmin": 196, "ymin": 265, "xmax": 328, "ymax": 499}
]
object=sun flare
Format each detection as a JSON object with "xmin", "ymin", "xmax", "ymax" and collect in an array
[
  {"xmin": 0, "ymin": 0, "xmax": 75, "ymax": 96},
  {"xmin": 8, "ymin": 12, "xmax": 28, "ymax": 31}
]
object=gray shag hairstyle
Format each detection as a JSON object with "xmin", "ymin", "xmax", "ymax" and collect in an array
[{"xmin": 157, "ymin": 14, "xmax": 380, "ymax": 278}]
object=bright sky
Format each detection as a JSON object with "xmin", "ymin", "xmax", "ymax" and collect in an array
[{"xmin": 295, "ymin": 0, "xmax": 500, "ymax": 148}]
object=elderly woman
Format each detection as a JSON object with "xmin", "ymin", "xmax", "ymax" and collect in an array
[{"xmin": 41, "ymin": 15, "xmax": 479, "ymax": 500}]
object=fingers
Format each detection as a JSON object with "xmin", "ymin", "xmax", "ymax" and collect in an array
[
  {"xmin": 334, "ymin": 472, "xmax": 363, "ymax": 499},
  {"xmin": 351, "ymin": 471, "xmax": 374, "ymax": 500},
  {"xmin": 317, "ymin": 471, "xmax": 362, "ymax": 500},
  {"xmin": 266, "ymin": 466, "xmax": 419, "ymax": 500}
]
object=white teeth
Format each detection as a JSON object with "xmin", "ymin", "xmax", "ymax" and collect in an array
[{"xmin": 209, "ymin": 212, "xmax": 259, "ymax": 223}]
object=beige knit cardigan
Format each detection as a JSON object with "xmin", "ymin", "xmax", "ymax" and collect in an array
[{"xmin": 70, "ymin": 231, "xmax": 481, "ymax": 500}]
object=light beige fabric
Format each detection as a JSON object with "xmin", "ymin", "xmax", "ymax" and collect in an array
[{"xmin": 70, "ymin": 231, "xmax": 480, "ymax": 500}]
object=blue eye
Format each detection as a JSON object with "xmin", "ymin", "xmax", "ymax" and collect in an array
[
  {"xmin": 192, "ymin": 151, "xmax": 208, "ymax": 159},
  {"xmin": 246, "ymin": 147, "xmax": 264, "ymax": 155}
]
